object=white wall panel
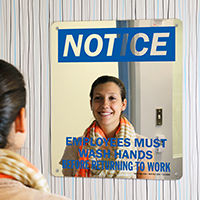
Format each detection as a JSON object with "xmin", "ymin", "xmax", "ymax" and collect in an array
[{"xmin": 0, "ymin": 0, "xmax": 199, "ymax": 199}]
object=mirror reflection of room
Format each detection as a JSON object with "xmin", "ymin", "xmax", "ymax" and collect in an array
[{"xmin": 51, "ymin": 19, "xmax": 182, "ymax": 180}]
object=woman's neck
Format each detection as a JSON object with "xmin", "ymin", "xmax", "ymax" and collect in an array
[{"xmin": 100, "ymin": 124, "xmax": 120, "ymax": 139}]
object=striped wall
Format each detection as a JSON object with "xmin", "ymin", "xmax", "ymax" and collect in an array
[{"xmin": 0, "ymin": 0, "xmax": 199, "ymax": 199}]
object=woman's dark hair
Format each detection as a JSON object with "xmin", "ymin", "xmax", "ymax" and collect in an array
[
  {"xmin": 89, "ymin": 75, "xmax": 126, "ymax": 101},
  {"xmin": 0, "ymin": 60, "xmax": 26, "ymax": 148}
]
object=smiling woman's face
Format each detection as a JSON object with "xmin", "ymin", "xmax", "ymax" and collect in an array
[{"xmin": 90, "ymin": 82, "xmax": 127, "ymax": 135}]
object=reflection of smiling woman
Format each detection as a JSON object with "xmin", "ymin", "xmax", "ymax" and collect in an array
[
  {"xmin": 90, "ymin": 78, "xmax": 127, "ymax": 139},
  {"xmin": 61, "ymin": 75, "xmax": 153, "ymax": 178}
]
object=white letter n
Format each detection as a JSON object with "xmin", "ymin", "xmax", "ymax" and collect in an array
[{"xmin": 63, "ymin": 34, "xmax": 83, "ymax": 57}]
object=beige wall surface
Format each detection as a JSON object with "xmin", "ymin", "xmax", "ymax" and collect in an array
[{"xmin": 0, "ymin": 0, "xmax": 199, "ymax": 199}]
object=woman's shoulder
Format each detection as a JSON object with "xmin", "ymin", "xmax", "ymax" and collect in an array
[
  {"xmin": 60, "ymin": 139, "xmax": 80, "ymax": 161},
  {"xmin": 135, "ymin": 133, "xmax": 147, "ymax": 139},
  {"xmin": 59, "ymin": 138, "xmax": 81, "ymax": 176},
  {"xmin": 0, "ymin": 178, "xmax": 70, "ymax": 200}
]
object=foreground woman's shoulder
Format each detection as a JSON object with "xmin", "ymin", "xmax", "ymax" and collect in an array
[{"xmin": 0, "ymin": 178, "xmax": 71, "ymax": 200}]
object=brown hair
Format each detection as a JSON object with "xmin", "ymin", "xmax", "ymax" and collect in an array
[
  {"xmin": 0, "ymin": 60, "xmax": 26, "ymax": 148},
  {"xmin": 89, "ymin": 75, "xmax": 126, "ymax": 101}
]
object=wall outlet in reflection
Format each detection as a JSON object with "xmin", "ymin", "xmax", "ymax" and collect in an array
[{"xmin": 156, "ymin": 134, "xmax": 166, "ymax": 153}]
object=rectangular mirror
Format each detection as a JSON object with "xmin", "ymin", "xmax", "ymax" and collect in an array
[{"xmin": 51, "ymin": 19, "xmax": 182, "ymax": 180}]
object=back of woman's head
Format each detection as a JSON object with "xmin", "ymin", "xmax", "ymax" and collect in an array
[{"xmin": 0, "ymin": 60, "xmax": 26, "ymax": 148}]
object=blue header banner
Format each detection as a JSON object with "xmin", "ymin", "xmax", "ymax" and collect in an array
[{"xmin": 58, "ymin": 27, "xmax": 175, "ymax": 62}]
